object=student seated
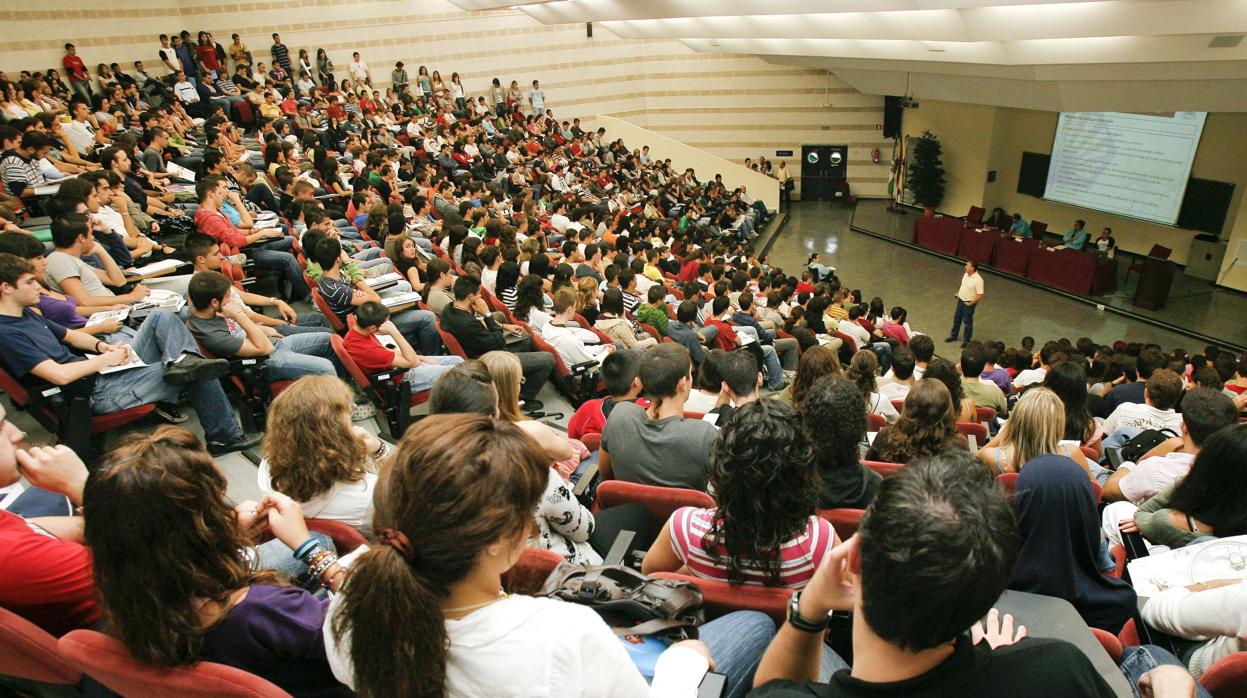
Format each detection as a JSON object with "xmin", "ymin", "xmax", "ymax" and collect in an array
[
  {"xmin": 258, "ymin": 376, "xmax": 389, "ymax": 536},
  {"xmin": 0, "ymin": 253, "xmax": 258, "ymax": 455},
  {"xmin": 802, "ymin": 375, "xmax": 882, "ymax": 510},
  {"xmin": 185, "ymin": 232, "xmax": 330, "ymax": 334},
  {"xmin": 1101, "ymin": 388, "xmax": 1238, "ymax": 504},
  {"xmin": 866, "ymin": 379, "xmax": 966, "ymax": 465},
  {"xmin": 634, "ymin": 284, "xmax": 670, "ymax": 336},
  {"xmin": 187, "ymin": 270, "xmax": 337, "ymax": 380},
  {"xmin": 439, "ymin": 274, "xmax": 554, "ymax": 411},
  {"xmin": 684, "ymin": 349, "xmax": 726, "ymax": 414},
  {"xmin": 772, "ymin": 344, "xmax": 841, "ymax": 410},
  {"xmin": 876, "ymin": 346, "xmax": 916, "ymax": 404},
  {"xmin": 0, "ymin": 231, "xmax": 128, "ymax": 336},
  {"xmin": 567, "ymin": 349, "xmax": 643, "ymax": 441},
  {"xmin": 643, "ymin": 399, "xmax": 837, "ymax": 589},
  {"xmin": 600, "ymin": 343, "xmax": 718, "ymax": 490},
  {"xmin": 977, "ymin": 388, "xmax": 1092, "ymax": 477},
  {"xmin": 541, "ymin": 287, "xmax": 614, "ymax": 367},
  {"xmin": 923, "ymin": 357, "xmax": 976, "ymax": 424},
  {"xmin": 85, "ymin": 427, "xmax": 352, "ymax": 696},
  {"xmin": 845, "ymin": 350, "xmax": 898, "ymax": 423},
  {"xmin": 751, "ymin": 451, "xmax": 1120, "ymax": 697},
  {"xmin": 312, "ymin": 238, "xmax": 443, "ymax": 357},
  {"xmin": 1101, "ymin": 368, "xmax": 1184, "ymax": 452},
  {"xmin": 43, "ymin": 212, "xmax": 150, "ymax": 307},
  {"xmin": 324, "ymin": 413, "xmax": 775, "ymax": 698},
  {"xmin": 0, "ymin": 417, "xmax": 99, "ymax": 637},
  {"xmin": 705, "ymin": 348, "xmax": 763, "ymax": 423},
  {"xmin": 958, "ymin": 344, "xmax": 1008, "ymax": 417},
  {"xmin": 595, "ymin": 287, "xmax": 658, "ymax": 350},
  {"xmin": 343, "ymin": 300, "xmax": 462, "ymax": 393}
]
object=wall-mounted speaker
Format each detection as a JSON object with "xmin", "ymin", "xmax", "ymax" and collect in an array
[
  {"xmin": 883, "ymin": 96, "xmax": 903, "ymax": 139},
  {"xmin": 586, "ymin": 22, "xmax": 593, "ymax": 38}
]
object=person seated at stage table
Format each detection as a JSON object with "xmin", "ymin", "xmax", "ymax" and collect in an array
[
  {"xmin": 1095, "ymin": 227, "xmax": 1117, "ymax": 259},
  {"xmin": 1050, "ymin": 219, "xmax": 1089, "ymax": 251},
  {"xmin": 1009, "ymin": 212, "xmax": 1032, "ymax": 238},
  {"xmin": 984, "ymin": 207, "xmax": 1009, "ymax": 229}
]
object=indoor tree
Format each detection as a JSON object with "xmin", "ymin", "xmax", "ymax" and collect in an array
[{"xmin": 907, "ymin": 130, "xmax": 946, "ymax": 213}]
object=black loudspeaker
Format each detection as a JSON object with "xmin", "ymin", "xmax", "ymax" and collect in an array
[
  {"xmin": 586, "ymin": 22, "xmax": 593, "ymax": 38},
  {"xmin": 883, "ymin": 96, "xmax": 903, "ymax": 139}
]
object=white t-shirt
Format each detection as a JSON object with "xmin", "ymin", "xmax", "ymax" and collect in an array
[
  {"xmin": 1117, "ymin": 451, "xmax": 1195, "ymax": 504},
  {"xmin": 836, "ymin": 318, "xmax": 871, "ymax": 349},
  {"xmin": 878, "ymin": 380, "xmax": 912, "ymax": 405},
  {"xmin": 957, "ymin": 272, "xmax": 984, "ymax": 303},
  {"xmin": 1013, "ymin": 367, "xmax": 1047, "ymax": 389},
  {"xmin": 93, "ymin": 206, "xmax": 127, "ymax": 238},
  {"xmin": 1103, "ymin": 402, "xmax": 1183, "ymax": 442},
  {"xmin": 324, "ymin": 593, "xmax": 708, "ymax": 696},
  {"xmin": 62, "ymin": 120, "xmax": 96, "ymax": 153},
  {"xmin": 349, "ymin": 60, "xmax": 369, "ymax": 80},
  {"xmin": 256, "ymin": 459, "xmax": 377, "ymax": 536}
]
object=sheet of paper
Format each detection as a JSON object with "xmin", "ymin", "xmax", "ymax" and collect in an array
[
  {"xmin": 127, "ymin": 259, "xmax": 186, "ymax": 276},
  {"xmin": 1127, "ymin": 535, "xmax": 1247, "ymax": 599},
  {"xmin": 86, "ymin": 308, "xmax": 129, "ymax": 325},
  {"xmin": 380, "ymin": 292, "xmax": 421, "ymax": 308},
  {"xmin": 92, "ymin": 349, "xmax": 148, "ymax": 374},
  {"xmin": 365, "ymin": 272, "xmax": 402, "ymax": 288}
]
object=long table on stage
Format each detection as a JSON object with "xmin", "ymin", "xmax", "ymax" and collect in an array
[{"xmin": 911, "ymin": 217, "xmax": 1116, "ymax": 296}]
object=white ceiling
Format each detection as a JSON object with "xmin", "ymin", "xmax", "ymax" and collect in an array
[{"xmin": 447, "ymin": 0, "xmax": 1247, "ymax": 111}]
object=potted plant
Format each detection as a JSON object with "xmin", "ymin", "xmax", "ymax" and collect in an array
[{"xmin": 907, "ymin": 130, "xmax": 946, "ymax": 217}]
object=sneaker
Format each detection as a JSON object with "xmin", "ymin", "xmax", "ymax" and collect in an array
[
  {"xmin": 163, "ymin": 354, "xmax": 229, "ymax": 386},
  {"xmin": 152, "ymin": 402, "xmax": 189, "ymax": 424},
  {"xmin": 943, "ymin": 336, "xmax": 959, "ymax": 343},
  {"xmin": 207, "ymin": 431, "xmax": 263, "ymax": 456},
  {"xmin": 351, "ymin": 402, "xmax": 377, "ymax": 421},
  {"xmin": 521, "ymin": 398, "xmax": 544, "ymax": 414},
  {"xmin": 226, "ymin": 253, "xmax": 247, "ymax": 266},
  {"xmin": 961, "ymin": 341, "xmax": 970, "ymax": 349}
]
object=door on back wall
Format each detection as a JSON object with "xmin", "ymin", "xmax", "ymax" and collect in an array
[{"xmin": 800, "ymin": 145, "xmax": 848, "ymax": 201}]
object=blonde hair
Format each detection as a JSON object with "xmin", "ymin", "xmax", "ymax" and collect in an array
[
  {"xmin": 575, "ymin": 276, "xmax": 597, "ymax": 311},
  {"xmin": 999, "ymin": 387, "xmax": 1067, "ymax": 470},
  {"xmin": 262, "ymin": 376, "xmax": 370, "ymax": 502},
  {"xmin": 480, "ymin": 351, "xmax": 526, "ymax": 422}
]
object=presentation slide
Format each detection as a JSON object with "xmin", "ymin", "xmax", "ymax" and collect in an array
[{"xmin": 1043, "ymin": 112, "xmax": 1207, "ymax": 225}]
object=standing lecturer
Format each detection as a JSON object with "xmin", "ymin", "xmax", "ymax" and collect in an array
[{"xmin": 946, "ymin": 260, "xmax": 984, "ymax": 348}]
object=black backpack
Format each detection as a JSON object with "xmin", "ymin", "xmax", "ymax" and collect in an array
[{"xmin": 1120, "ymin": 428, "xmax": 1179, "ymax": 464}]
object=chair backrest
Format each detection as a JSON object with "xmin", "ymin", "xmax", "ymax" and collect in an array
[
  {"xmin": 890, "ymin": 399, "xmax": 905, "ymax": 414},
  {"xmin": 1147, "ymin": 244, "xmax": 1173, "ymax": 260},
  {"xmin": 433, "ymin": 317, "xmax": 470, "ymax": 360},
  {"xmin": 329, "ymin": 332, "xmax": 377, "ymax": 393},
  {"xmin": 866, "ymin": 412, "xmax": 886, "ymax": 432},
  {"xmin": 974, "ymin": 406, "xmax": 996, "ymax": 425},
  {"xmin": 575, "ymin": 313, "xmax": 615, "ymax": 345},
  {"xmin": 306, "ymin": 518, "xmax": 369, "ymax": 555},
  {"xmin": 501, "ymin": 547, "xmax": 565, "ymax": 595},
  {"xmin": 651, "ymin": 571, "xmax": 790, "ymax": 625},
  {"xmin": 833, "ymin": 330, "xmax": 858, "ymax": 354},
  {"xmin": 594, "ymin": 480, "xmax": 714, "ymax": 524},
  {"xmin": 1090, "ymin": 627, "xmax": 1123, "ymax": 664},
  {"xmin": 57, "ymin": 630, "xmax": 293, "ymax": 697},
  {"xmin": 966, "ymin": 205, "xmax": 985, "ymax": 225},
  {"xmin": 1030, "ymin": 220, "xmax": 1048, "ymax": 236},
  {"xmin": 863, "ymin": 460, "xmax": 904, "ymax": 478},
  {"xmin": 1200, "ymin": 651, "xmax": 1247, "ymax": 698},
  {"xmin": 309, "ymin": 287, "xmax": 345, "ymax": 332},
  {"xmin": 525, "ymin": 324, "xmax": 573, "ymax": 377},
  {"xmin": 0, "ymin": 362, "xmax": 33, "ymax": 408},
  {"xmin": 818, "ymin": 507, "xmax": 865, "ymax": 539},
  {"xmin": 955, "ymin": 421, "xmax": 988, "ymax": 450},
  {"xmin": 0, "ymin": 607, "xmax": 83, "ymax": 685},
  {"xmin": 996, "ymin": 472, "xmax": 1019, "ymax": 495}
]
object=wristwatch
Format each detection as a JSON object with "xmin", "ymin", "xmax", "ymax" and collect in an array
[{"xmin": 787, "ymin": 591, "xmax": 831, "ymax": 633}]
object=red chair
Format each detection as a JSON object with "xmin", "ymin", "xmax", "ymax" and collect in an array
[
  {"xmin": 867, "ymin": 413, "xmax": 886, "ymax": 432},
  {"xmin": 329, "ymin": 331, "xmax": 430, "ymax": 438},
  {"xmin": 683, "ymin": 410, "xmax": 706, "ymax": 420},
  {"xmin": 580, "ymin": 432, "xmax": 601, "ymax": 452},
  {"xmin": 1201, "ymin": 652, "xmax": 1247, "ymax": 698},
  {"xmin": 1106, "ymin": 544, "xmax": 1126, "ymax": 579},
  {"xmin": 0, "ymin": 607, "xmax": 83, "ymax": 686},
  {"xmin": 190, "ymin": 333, "xmax": 293, "ymax": 433},
  {"xmin": 997, "ymin": 472, "xmax": 1019, "ymax": 495},
  {"xmin": 1118, "ymin": 618, "xmax": 1141, "ymax": 649},
  {"xmin": 0, "ymin": 364, "xmax": 155, "ymax": 461},
  {"xmin": 57, "ymin": 629, "xmax": 292, "ymax": 697},
  {"xmin": 1091, "ymin": 628, "xmax": 1123, "ymax": 663},
  {"xmin": 974, "ymin": 406, "xmax": 996, "ymax": 425},
  {"xmin": 890, "ymin": 399, "xmax": 905, "ymax": 414},
  {"xmin": 502, "ymin": 547, "xmax": 564, "ymax": 595},
  {"xmin": 306, "ymin": 518, "xmax": 369, "ymax": 554},
  {"xmin": 1126, "ymin": 244, "xmax": 1173, "ymax": 284},
  {"xmin": 833, "ymin": 331, "xmax": 858, "ymax": 354},
  {"xmin": 956, "ymin": 421, "xmax": 988, "ymax": 450},
  {"xmin": 965, "ymin": 205, "xmax": 985, "ymax": 226},
  {"xmin": 574, "ymin": 313, "xmax": 615, "ymax": 345},
  {"xmin": 864, "ymin": 460, "xmax": 904, "ymax": 478},
  {"xmin": 1080, "ymin": 445, "xmax": 1100, "ymax": 461},
  {"xmin": 651, "ymin": 572, "xmax": 790, "ymax": 625},
  {"xmin": 592, "ymin": 480, "xmax": 714, "ymax": 524},
  {"xmin": 434, "ymin": 317, "xmax": 471, "ymax": 360},
  {"xmin": 818, "ymin": 508, "xmax": 865, "ymax": 539},
  {"xmin": 519, "ymin": 320, "xmax": 603, "ymax": 406},
  {"xmin": 309, "ymin": 287, "xmax": 346, "ymax": 332},
  {"xmin": 638, "ymin": 322, "xmax": 662, "ymax": 340},
  {"xmin": 1030, "ymin": 220, "xmax": 1048, "ymax": 237}
]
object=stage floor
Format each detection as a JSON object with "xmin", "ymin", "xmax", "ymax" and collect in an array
[
  {"xmin": 843, "ymin": 200, "xmax": 1247, "ymax": 352},
  {"xmin": 761, "ymin": 200, "xmax": 1241, "ymax": 355}
]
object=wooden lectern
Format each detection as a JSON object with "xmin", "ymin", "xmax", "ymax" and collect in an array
[{"xmin": 1133, "ymin": 256, "xmax": 1175, "ymax": 310}]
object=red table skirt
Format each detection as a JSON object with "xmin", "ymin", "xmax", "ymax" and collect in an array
[
  {"xmin": 994, "ymin": 238, "xmax": 1044, "ymax": 276},
  {"xmin": 912, "ymin": 217, "xmax": 962, "ymax": 255},
  {"xmin": 1028, "ymin": 249, "xmax": 1118, "ymax": 295},
  {"xmin": 958, "ymin": 228, "xmax": 1004, "ymax": 265}
]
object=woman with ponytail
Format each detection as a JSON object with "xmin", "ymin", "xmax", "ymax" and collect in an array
[{"xmin": 326, "ymin": 411, "xmax": 777, "ymax": 697}]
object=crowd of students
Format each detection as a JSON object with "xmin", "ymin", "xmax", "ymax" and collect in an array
[{"xmin": 1, "ymin": 34, "xmax": 1246, "ymax": 698}]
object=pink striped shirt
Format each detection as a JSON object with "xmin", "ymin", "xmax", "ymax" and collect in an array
[{"xmin": 668, "ymin": 507, "xmax": 837, "ymax": 589}]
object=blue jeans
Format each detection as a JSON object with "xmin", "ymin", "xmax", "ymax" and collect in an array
[
  {"xmin": 251, "ymin": 531, "xmax": 333, "ymax": 591},
  {"xmin": 266, "ymin": 332, "xmax": 338, "ymax": 380},
  {"xmin": 698, "ymin": 611, "xmax": 776, "ymax": 698},
  {"xmin": 1119, "ymin": 645, "xmax": 1212, "ymax": 698},
  {"xmin": 247, "ymin": 236, "xmax": 310, "ymax": 301},
  {"xmin": 950, "ymin": 298, "xmax": 976, "ymax": 341},
  {"xmin": 403, "ymin": 355, "xmax": 464, "ymax": 392},
  {"xmin": 91, "ymin": 309, "xmax": 244, "ymax": 445},
  {"xmin": 276, "ymin": 312, "xmax": 332, "ymax": 335},
  {"xmin": 392, "ymin": 307, "xmax": 443, "ymax": 356}
]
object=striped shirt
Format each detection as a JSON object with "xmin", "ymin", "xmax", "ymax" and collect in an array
[
  {"xmin": 0, "ymin": 150, "xmax": 45, "ymax": 196},
  {"xmin": 668, "ymin": 506, "xmax": 837, "ymax": 589}
]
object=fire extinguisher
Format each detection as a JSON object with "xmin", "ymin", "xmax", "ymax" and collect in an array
[{"xmin": 871, "ymin": 147, "xmax": 880, "ymax": 164}]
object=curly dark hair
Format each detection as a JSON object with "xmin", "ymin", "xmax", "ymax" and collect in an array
[
  {"xmin": 870, "ymin": 379, "xmax": 959, "ymax": 464},
  {"xmin": 923, "ymin": 358, "xmax": 965, "ymax": 409},
  {"xmin": 802, "ymin": 375, "xmax": 868, "ymax": 477},
  {"xmin": 706, "ymin": 400, "xmax": 820, "ymax": 586},
  {"xmin": 845, "ymin": 349, "xmax": 880, "ymax": 400},
  {"xmin": 790, "ymin": 344, "xmax": 841, "ymax": 409}
]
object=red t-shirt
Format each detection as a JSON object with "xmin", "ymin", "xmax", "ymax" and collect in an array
[
  {"xmin": 678, "ymin": 260, "xmax": 700, "ymax": 283},
  {"xmin": 194, "ymin": 207, "xmax": 249, "ymax": 249},
  {"xmin": 342, "ymin": 328, "xmax": 396, "ymax": 373},
  {"xmin": 703, "ymin": 319, "xmax": 738, "ymax": 351},
  {"xmin": 62, "ymin": 55, "xmax": 87, "ymax": 82},
  {"xmin": 795, "ymin": 281, "xmax": 815, "ymax": 295},
  {"xmin": 0, "ymin": 510, "xmax": 99, "ymax": 637},
  {"xmin": 567, "ymin": 398, "xmax": 606, "ymax": 441},
  {"xmin": 195, "ymin": 44, "xmax": 220, "ymax": 73}
]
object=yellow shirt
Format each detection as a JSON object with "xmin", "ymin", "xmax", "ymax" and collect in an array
[{"xmin": 643, "ymin": 264, "xmax": 663, "ymax": 282}]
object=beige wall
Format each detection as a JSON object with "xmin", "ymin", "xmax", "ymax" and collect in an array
[
  {"xmin": 0, "ymin": 0, "xmax": 889, "ymax": 198},
  {"xmin": 596, "ymin": 114, "xmax": 779, "ymax": 210},
  {"xmin": 903, "ymin": 100, "xmax": 1247, "ymax": 279}
]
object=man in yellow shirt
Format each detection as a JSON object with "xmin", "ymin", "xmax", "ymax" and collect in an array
[
  {"xmin": 945, "ymin": 260, "xmax": 985, "ymax": 348},
  {"xmin": 258, "ymin": 91, "xmax": 282, "ymax": 120}
]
